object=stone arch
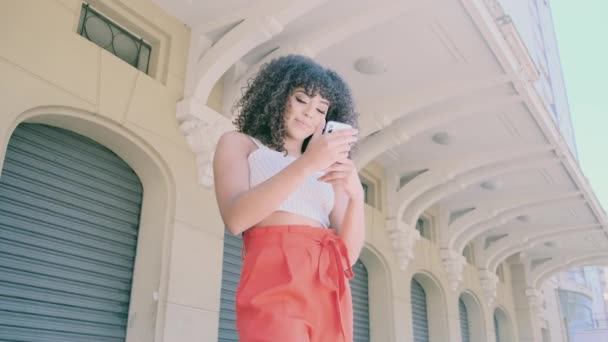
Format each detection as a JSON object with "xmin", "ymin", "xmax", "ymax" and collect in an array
[
  {"xmin": 358, "ymin": 243, "xmax": 396, "ymax": 342},
  {"xmin": 411, "ymin": 270, "xmax": 450, "ymax": 342},
  {"xmin": 449, "ymin": 192, "xmax": 582, "ymax": 253},
  {"xmin": 484, "ymin": 225, "xmax": 598, "ymax": 273},
  {"xmin": 460, "ymin": 290, "xmax": 486, "ymax": 342},
  {"xmin": 401, "ymin": 154, "xmax": 557, "ymax": 227},
  {"xmin": 532, "ymin": 253, "xmax": 608, "ymax": 289},
  {"xmin": 5, "ymin": 105, "xmax": 176, "ymax": 341},
  {"xmin": 185, "ymin": 0, "xmax": 330, "ymax": 103},
  {"xmin": 494, "ymin": 306, "xmax": 514, "ymax": 342},
  {"xmin": 354, "ymin": 93, "xmax": 519, "ymax": 169},
  {"xmin": 398, "ymin": 146, "xmax": 554, "ymax": 226}
]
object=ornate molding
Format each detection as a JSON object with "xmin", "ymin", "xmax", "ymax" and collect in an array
[
  {"xmin": 482, "ymin": 0, "xmax": 504, "ymax": 20},
  {"xmin": 479, "ymin": 269, "xmax": 499, "ymax": 307},
  {"xmin": 176, "ymin": 97, "xmax": 233, "ymax": 187},
  {"xmin": 386, "ymin": 218, "xmax": 421, "ymax": 271},
  {"xmin": 525, "ymin": 288, "xmax": 544, "ymax": 322},
  {"xmin": 440, "ymin": 249, "xmax": 466, "ymax": 291},
  {"xmin": 482, "ymin": 0, "xmax": 540, "ymax": 83}
]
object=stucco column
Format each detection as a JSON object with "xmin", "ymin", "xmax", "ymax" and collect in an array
[
  {"xmin": 445, "ymin": 288, "xmax": 465, "ymax": 342},
  {"xmin": 510, "ymin": 262, "xmax": 543, "ymax": 342},
  {"xmin": 484, "ymin": 307, "xmax": 498, "ymax": 342}
]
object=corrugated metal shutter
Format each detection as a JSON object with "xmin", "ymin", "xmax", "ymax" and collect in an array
[
  {"xmin": 351, "ymin": 260, "xmax": 370, "ymax": 342},
  {"xmin": 0, "ymin": 124, "xmax": 142, "ymax": 342},
  {"xmin": 218, "ymin": 232, "xmax": 242, "ymax": 342},
  {"xmin": 411, "ymin": 279, "xmax": 429, "ymax": 342},
  {"xmin": 494, "ymin": 313, "xmax": 501, "ymax": 342},
  {"xmin": 218, "ymin": 233, "xmax": 371, "ymax": 341},
  {"xmin": 459, "ymin": 298, "xmax": 470, "ymax": 342}
]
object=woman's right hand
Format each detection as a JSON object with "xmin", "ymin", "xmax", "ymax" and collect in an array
[{"xmin": 302, "ymin": 122, "xmax": 358, "ymax": 172}]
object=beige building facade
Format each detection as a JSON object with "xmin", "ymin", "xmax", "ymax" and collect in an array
[{"xmin": 1, "ymin": 1, "xmax": 606, "ymax": 341}]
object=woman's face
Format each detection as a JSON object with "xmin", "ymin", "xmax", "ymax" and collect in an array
[{"xmin": 284, "ymin": 88, "xmax": 330, "ymax": 140}]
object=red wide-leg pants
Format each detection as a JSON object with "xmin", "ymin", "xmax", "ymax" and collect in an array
[{"xmin": 236, "ymin": 225, "xmax": 354, "ymax": 342}]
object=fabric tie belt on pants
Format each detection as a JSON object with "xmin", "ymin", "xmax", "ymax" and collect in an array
[{"xmin": 317, "ymin": 234, "xmax": 355, "ymax": 341}]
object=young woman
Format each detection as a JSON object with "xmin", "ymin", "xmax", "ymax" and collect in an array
[{"xmin": 213, "ymin": 55, "xmax": 364, "ymax": 342}]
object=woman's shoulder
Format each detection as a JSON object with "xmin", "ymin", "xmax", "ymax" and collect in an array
[{"xmin": 217, "ymin": 131, "xmax": 258, "ymax": 153}]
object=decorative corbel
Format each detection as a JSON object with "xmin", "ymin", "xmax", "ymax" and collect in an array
[
  {"xmin": 386, "ymin": 218, "xmax": 421, "ymax": 270},
  {"xmin": 525, "ymin": 288, "xmax": 544, "ymax": 322},
  {"xmin": 176, "ymin": 97, "xmax": 233, "ymax": 187},
  {"xmin": 479, "ymin": 269, "xmax": 499, "ymax": 307},
  {"xmin": 440, "ymin": 248, "xmax": 466, "ymax": 291}
]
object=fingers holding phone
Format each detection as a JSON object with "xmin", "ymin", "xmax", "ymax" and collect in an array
[
  {"xmin": 304, "ymin": 121, "xmax": 358, "ymax": 171},
  {"xmin": 318, "ymin": 158, "xmax": 364, "ymax": 200}
]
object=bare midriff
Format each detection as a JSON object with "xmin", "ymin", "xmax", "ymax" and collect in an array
[{"xmin": 253, "ymin": 210, "xmax": 326, "ymax": 230}]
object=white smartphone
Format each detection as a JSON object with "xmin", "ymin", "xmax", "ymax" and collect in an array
[{"xmin": 323, "ymin": 121, "xmax": 353, "ymax": 134}]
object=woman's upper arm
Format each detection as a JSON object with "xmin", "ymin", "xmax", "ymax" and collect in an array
[{"xmin": 213, "ymin": 132, "xmax": 252, "ymax": 221}]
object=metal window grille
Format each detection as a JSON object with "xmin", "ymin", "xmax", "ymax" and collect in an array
[{"xmin": 78, "ymin": 3, "xmax": 151, "ymax": 74}]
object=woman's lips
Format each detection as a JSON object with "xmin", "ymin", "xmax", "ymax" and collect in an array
[{"xmin": 295, "ymin": 119, "xmax": 310, "ymax": 129}]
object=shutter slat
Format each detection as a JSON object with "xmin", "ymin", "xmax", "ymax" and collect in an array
[
  {"xmin": 8, "ymin": 128, "xmax": 141, "ymax": 191},
  {"xmin": 351, "ymin": 260, "xmax": 370, "ymax": 342},
  {"xmin": 494, "ymin": 313, "xmax": 501, "ymax": 342},
  {"xmin": 411, "ymin": 279, "xmax": 430, "ymax": 342},
  {"xmin": 0, "ymin": 124, "xmax": 142, "ymax": 341},
  {"xmin": 460, "ymin": 298, "xmax": 470, "ymax": 342},
  {"xmin": 218, "ymin": 233, "xmax": 244, "ymax": 342},
  {"xmin": 17, "ymin": 125, "xmax": 137, "ymax": 177}
]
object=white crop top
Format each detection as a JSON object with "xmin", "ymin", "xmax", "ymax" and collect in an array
[{"xmin": 247, "ymin": 136, "xmax": 334, "ymax": 228}]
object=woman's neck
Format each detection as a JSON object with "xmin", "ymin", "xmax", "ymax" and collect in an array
[{"xmin": 283, "ymin": 136, "xmax": 303, "ymax": 157}]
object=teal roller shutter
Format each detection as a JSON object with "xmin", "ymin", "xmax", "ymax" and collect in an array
[
  {"xmin": 459, "ymin": 298, "xmax": 470, "ymax": 342},
  {"xmin": 494, "ymin": 313, "xmax": 501, "ymax": 342},
  {"xmin": 351, "ymin": 260, "xmax": 370, "ymax": 342},
  {"xmin": 218, "ymin": 232, "xmax": 242, "ymax": 342},
  {"xmin": 411, "ymin": 279, "xmax": 429, "ymax": 342},
  {"xmin": 0, "ymin": 124, "xmax": 143, "ymax": 342}
]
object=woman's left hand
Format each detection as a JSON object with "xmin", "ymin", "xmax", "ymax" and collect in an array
[{"xmin": 318, "ymin": 158, "xmax": 364, "ymax": 201}]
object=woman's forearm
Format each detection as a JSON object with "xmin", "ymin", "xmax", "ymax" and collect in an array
[
  {"xmin": 338, "ymin": 196, "xmax": 366, "ymax": 265},
  {"xmin": 223, "ymin": 157, "xmax": 315, "ymax": 235}
]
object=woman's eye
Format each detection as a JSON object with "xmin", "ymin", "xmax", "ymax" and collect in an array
[
  {"xmin": 317, "ymin": 109, "xmax": 327, "ymax": 115},
  {"xmin": 296, "ymin": 97, "xmax": 307, "ymax": 104}
]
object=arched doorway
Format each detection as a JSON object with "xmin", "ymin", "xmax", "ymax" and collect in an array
[
  {"xmin": 494, "ymin": 307, "xmax": 513, "ymax": 342},
  {"xmin": 411, "ymin": 278, "xmax": 430, "ymax": 342},
  {"xmin": 459, "ymin": 291, "xmax": 485, "ymax": 342},
  {"xmin": 410, "ymin": 272, "xmax": 449, "ymax": 342},
  {"xmin": 459, "ymin": 297, "xmax": 470, "ymax": 342},
  {"xmin": 0, "ymin": 123, "xmax": 143, "ymax": 341},
  {"xmin": 351, "ymin": 259, "xmax": 370, "ymax": 342}
]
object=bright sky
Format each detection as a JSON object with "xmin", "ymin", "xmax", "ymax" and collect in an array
[{"xmin": 551, "ymin": 1, "xmax": 608, "ymax": 211}]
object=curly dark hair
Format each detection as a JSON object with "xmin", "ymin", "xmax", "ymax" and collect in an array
[{"xmin": 233, "ymin": 54, "xmax": 358, "ymax": 154}]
